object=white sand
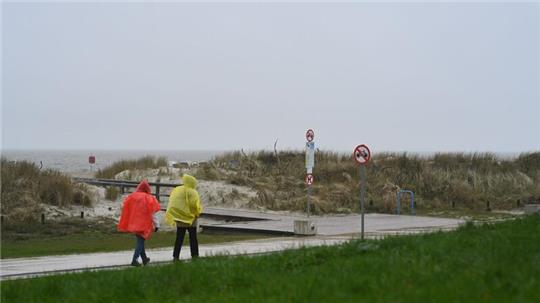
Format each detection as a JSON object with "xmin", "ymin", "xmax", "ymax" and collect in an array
[{"xmin": 42, "ymin": 167, "xmax": 259, "ymax": 230}]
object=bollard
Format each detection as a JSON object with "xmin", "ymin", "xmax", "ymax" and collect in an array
[
  {"xmin": 41, "ymin": 213, "xmax": 45, "ymax": 224},
  {"xmin": 517, "ymin": 199, "xmax": 521, "ymax": 207},
  {"xmin": 486, "ymin": 200, "xmax": 491, "ymax": 211},
  {"xmin": 81, "ymin": 211, "xmax": 84, "ymax": 218},
  {"xmin": 451, "ymin": 201, "xmax": 455, "ymax": 209}
]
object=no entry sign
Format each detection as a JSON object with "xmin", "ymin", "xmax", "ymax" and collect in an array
[
  {"xmin": 306, "ymin": 129, "xmax": 314, "ymax": 142},
  {"xmin": 353, "ymin": 143, "xmax": 371, "ymax": 240},
  {"xmin": 305, "ymin": 173, "xmax": 314, "ymax": 186},
  {"xmin": 353, "ymin": 144, "xmax": 371, "ymax": 165}
]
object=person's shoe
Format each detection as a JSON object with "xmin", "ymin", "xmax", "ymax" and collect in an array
[
  {"xmin": 131, "ymin": 260, "xmax": 141, "ymax": 267},
  {"xmin": 142, "ymin": 257, "xmax": 150, "ymax": 266}
]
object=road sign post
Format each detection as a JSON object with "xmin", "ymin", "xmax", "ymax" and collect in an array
[
  {"xmin": 305, "ymin": 129, "xmax": 315, "ymax": 217},
  {"xmin": 305, "ymin": 174, "xmax": 314, "ymax": 217},
  {"xmin": 294, "ymin": 129, "xmax": 318, "ymax": 236},
  {"xmin": 305, "ymin": 142, "xmax": 315, "ymax": 174},
  {"xmin": 353, "ymin": 144, "xmax": 371, "ymax": 240}
]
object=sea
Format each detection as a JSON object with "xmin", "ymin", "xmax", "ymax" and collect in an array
[{"xmin": 1, "ymin": 150, "xmax": 223, "ymax": 177}]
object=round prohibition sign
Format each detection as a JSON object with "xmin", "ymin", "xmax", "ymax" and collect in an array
[
  {"xmin": 353, "ymin": 144, "xmax": 371, "ymax": 165},
  {"xmin": 306, "ymin": 129, "xmax": 315, "ymax": 142},
  {"xmin": 305, "ymin": 173, "xmax": 314, "ymax": 186}
]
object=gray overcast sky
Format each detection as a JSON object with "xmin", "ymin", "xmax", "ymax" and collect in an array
[{"xmin": 2, "ymin": 2, "xmax": 539, "ymax": 152}]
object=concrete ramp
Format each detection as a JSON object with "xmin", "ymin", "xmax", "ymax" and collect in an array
[{"xmin": 200, "ymin": 207, "xmax": 464, "ymax": 236}]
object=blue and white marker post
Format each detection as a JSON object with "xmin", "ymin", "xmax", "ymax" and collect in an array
[
  {"xmin": 305, "ymin": 129, "xmax": 315, "ymax": 217},
  {"xmin": 294, "ymin": 129, "xmax": 317, "ymax": 235},
  {"xmin": 353, "ymin": 144, "xmax": 371, "ymax": 240}
]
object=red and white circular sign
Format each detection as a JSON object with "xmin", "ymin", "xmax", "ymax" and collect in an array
[
  {"xmin": 353, "ymin": 144, "xmax": 371, "ymax": 165},
  {"xmin": 306, "ymin": 129, "xmax": 314, "ymax": 142},
  {"xmin": 305, "ymin": 173, "xmax": 314, "ymax": 185}
]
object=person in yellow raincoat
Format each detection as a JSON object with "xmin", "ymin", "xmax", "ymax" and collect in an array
[{"xmin": 165, "ymin": 174, "xmax": 202, "ymax": 260}]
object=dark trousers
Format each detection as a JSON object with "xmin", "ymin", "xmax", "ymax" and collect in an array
[
  {"xmin": 173, "ymin": 226, "xmax": 199, "ymax": 258},
  {"xmin": 133, "ymin": 234, "xmax": 147, "ymax": 262}
]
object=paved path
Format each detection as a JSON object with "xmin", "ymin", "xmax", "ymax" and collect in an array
[
  {"xmin": 1, "ymin": 236, "xmax": 349, "ymax": 281},
  {"xmin": 1, "ymin": 211, "xmax": 464, "ymax": 281}
]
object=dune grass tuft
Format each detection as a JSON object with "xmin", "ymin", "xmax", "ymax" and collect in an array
[
  {"xmin": 95, "ymin": 156, "xmax": 167, "ymax": 179},
  {"xmin": 1, "ymin": 158, "xmax": 94, "ymax": 225}
]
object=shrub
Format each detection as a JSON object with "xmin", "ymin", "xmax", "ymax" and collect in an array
[
  {"xmin": 105, "ymin": 186, "xmax": 120, "ymax": 201},
  {"xmin": 95, "ymin": 156, "xmax": 167, "ymax": 179},
  {"xmin": 195, "ymin": 164, "xmax": 220, "ymax": 181}
]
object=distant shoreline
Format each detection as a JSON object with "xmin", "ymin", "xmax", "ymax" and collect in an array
[{"xmin": 2, "ymin": 149, "xmax": 532, "ymax": 177}]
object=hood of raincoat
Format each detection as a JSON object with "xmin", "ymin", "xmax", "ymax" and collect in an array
[
  {"xmin": 182, "ymin": 174, "xmax": 197, "ymax": 189},
  {"xmin": 136, "ymin": 179, "xmax": 151, "ymax": 194}
]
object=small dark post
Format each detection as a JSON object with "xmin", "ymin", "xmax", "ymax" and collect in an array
[
  {"xmin": 486, "ymin": 200, "xmax": 491, "ymax": 211},
  {"xmin": 451, "ymin": 201, "xmax": 455, "ymax": 208},
  {"xmin": 155, "ymin": 185, "xmax": 160, "ymax": 202},
  {"xmin": 517, "ymin": 199, "xmax": 521, "ymax": 207},
  {"xmin": 120, "ymin": 186, "xmax": 125, "ymax": 194},
  {"xmin": 41, "ymin": 213, "xmax": 45, "ymax": 224},
  {"xmin": 80, "ymin": 211, "xmax": 84, "ymax": 218}
]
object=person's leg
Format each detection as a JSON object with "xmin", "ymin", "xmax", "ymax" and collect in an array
[
  {"xmin": 187, "ymin": 227, "xmax": 199, "ymax": 258},
  {"xmin": 139, "ymin": 235, "xmax": 150, "ymax": 265},
  {"xmin": 173, "ymin": 227, "xmax": 187, "ymax": 259},
  {"xmin": 132, "ymin": 235, "xmax": 143, "ymax": 265}
]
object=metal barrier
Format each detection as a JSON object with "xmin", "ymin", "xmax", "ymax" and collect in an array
[{"xmin": 396, "ymin": 190, "xmax": 415, "ymax": 215}]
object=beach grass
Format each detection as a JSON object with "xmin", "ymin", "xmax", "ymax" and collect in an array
[
  {"xmin": 95, "ymin": 155, "xmax": 167, "ymax": 179},
  {"xmin": 209, "ymin": 151, "xmax": 540, "ymax": 214},
  {"xmin": 1, "ymin": 158, "xmax": 94, "ymax": 226},
  {"xmin": 2, "ymin": 215, "xmax": 539, "ymax": 302}
]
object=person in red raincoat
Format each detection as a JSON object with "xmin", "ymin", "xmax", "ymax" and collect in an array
[{"xmin": 117, "ymin": 179, "xmax": 161, "ymax": 266}]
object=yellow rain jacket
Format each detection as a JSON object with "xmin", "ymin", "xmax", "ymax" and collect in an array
[{"xmin": 165, "ymin": 174, "xmax": 202, "ymax": 226}]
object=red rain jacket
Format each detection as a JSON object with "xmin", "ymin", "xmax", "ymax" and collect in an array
[{"xmin": 117, "ymin": 180, "xmax": 161, "ymax": 239}]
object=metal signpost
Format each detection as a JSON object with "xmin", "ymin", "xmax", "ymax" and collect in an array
[
  {"xmin": 353, "ymin": 144, "xmax": 371, "ymax": 240},
  {"xmin": 305, "ymin": 173, "xmax": 314, "ymax": 217},
  {"xmin": 305, "ymin": 129, "xmax": 315, "ymax": 217},
  {"xmin": 89, "ymin": 154, "xmax": 96, "ymax": 172}
]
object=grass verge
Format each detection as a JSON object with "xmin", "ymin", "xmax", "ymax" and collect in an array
[
  {"xmin": 1, "ymin": 231, "xmax": 269, "ymax": 259},
  {"xmin": 1, "ymin": 218, "xmax": 270, "ymax": 259},
  {"xmin": 2, "ymin": 215, "xmax": 539, "ymax": 302}
]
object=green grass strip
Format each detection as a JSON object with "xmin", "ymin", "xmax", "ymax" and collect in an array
[
  {"xmin": 1, "ymin": 232, "xmax": 269, "ymax": 259},
  {"xmin": 2, "ymin": 215, "xmax": 539, "ymax": 302}
]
